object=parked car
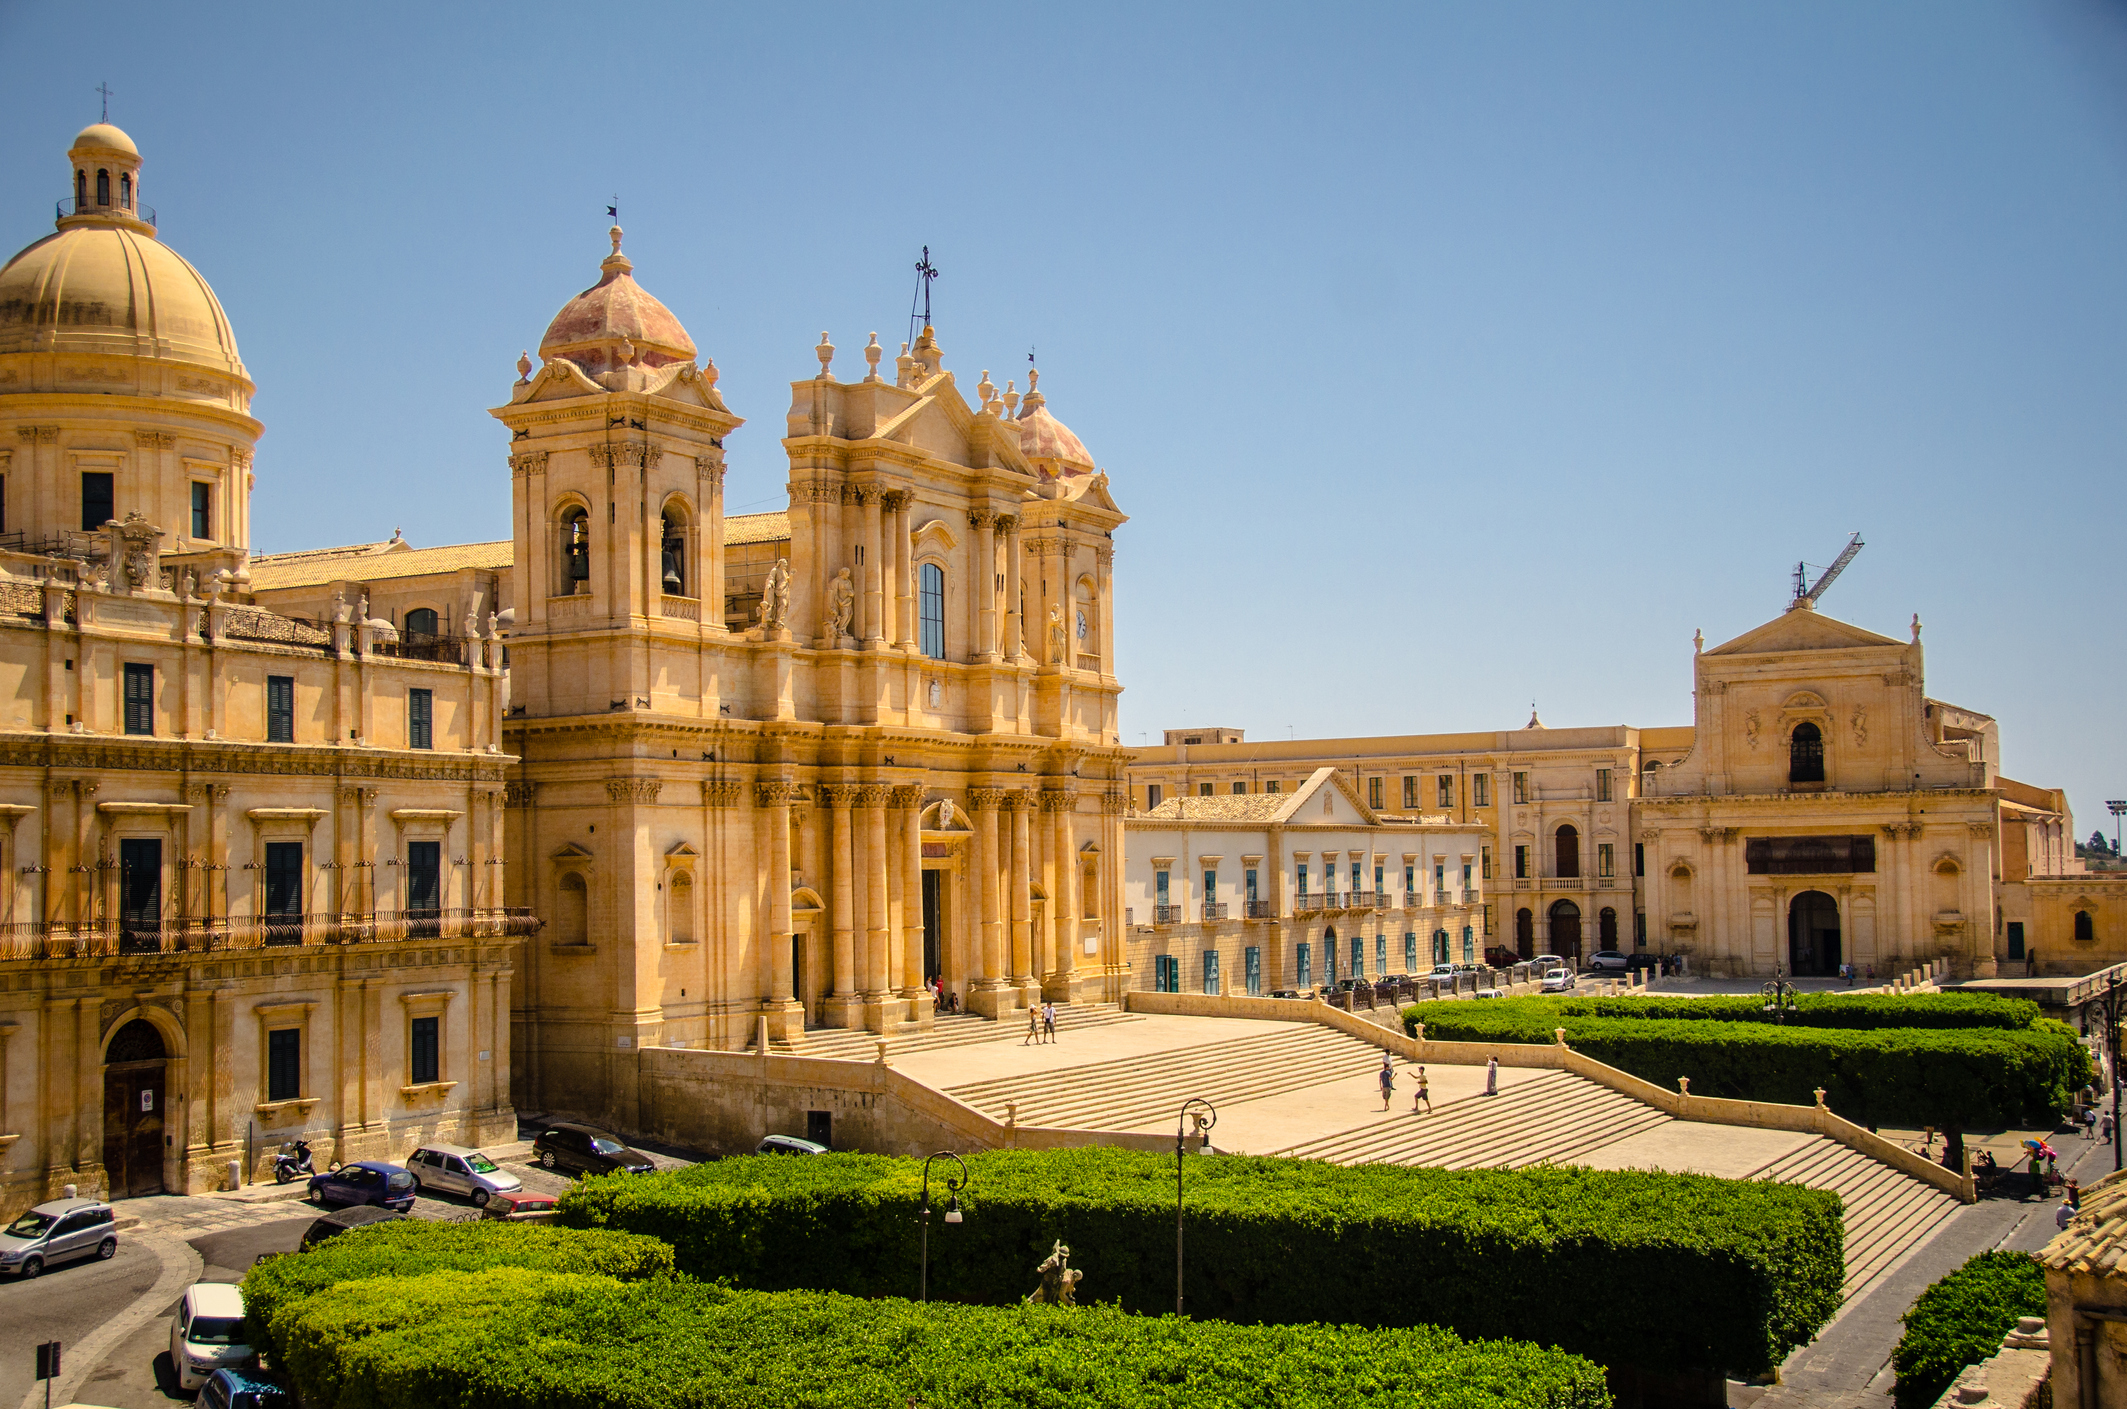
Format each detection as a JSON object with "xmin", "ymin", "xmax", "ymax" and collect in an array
[
  {"xmin": 170, "ymin": 1283, "xmax": 254, "ymax": 1392},
  {"xmin": 1268, "ymin": 988, "xmax": 1303, "ymax": 999},
  {"xmin": 199, "ymin": 1368, "xmax": 293, "ymax": 1409},
  {"xmin": 1429, "ymin": 963, "xmax": 1457, "ymax": 979},
  {"xmin": 307, "ymin": 1160, "xmax": 416, "ymax": 1212},
  {"xmin": 1484, "ymin": 946, "xmax": 1520, "ymax": 969},
  {"xmin": 1472, "ymin": 986, "xmax": 1506, "ymax": 999},
  {"xmin": 0, "ymin": 1197, "xmax": 116, "ymax": 1278},
  {"xmin": 482, "ymin": 1192, "xmax": 560, "ymax": 1222},
  {"xmin": 298, "ymin": 1204, "xmax": 405, "ymax": 1251},
  {"xmin": 757, "ymin": 1135, "xmax": 829, "ymax": 1156},
  {"xmin": 1539, "ymin": 968, "xmax": 1577, "ymax": 992},
  {"xmin": 531, "ymin": 1122, "xmax": 657, "ymax": 1176},
  {"xmin": 1588, "ymin": 950, "xmax": 1631, "ymax": 973},
  {"xmin": 1530, "ymin": 954, "xmax": 1566, "ymax": 974},
  {"xmin": 406, "ymin": 1144, "xmax": 522, "ymax": 1207}
]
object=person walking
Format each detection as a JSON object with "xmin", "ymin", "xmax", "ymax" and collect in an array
[
  {"xmin": 1024, "ymin": 1006, "xmax": 1040, "ymax": 1046},
  {"xmin": 1378, "ymin": 1056, "xmax": 1396, "ymax": 1111},
  {"xmin": 2104, "ymin": 1111, "xmax": 2115, "ymax": 1146},
  {"xmin": 1485, "ymin": 1055, "xmax": 1499, "ymax": 1096},
  {"xmin": 1041, "ymin": 1001, "xmax": 1057, "ymax": 1044},
  {"xmin": 1413, "ymin": 1065, "xmax": 1432, "ymax": 1115}
]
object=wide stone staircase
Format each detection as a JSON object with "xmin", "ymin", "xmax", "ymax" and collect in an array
[
  {"xmin": 772, "ymin": 1002, "xmax": 1142, "ymax": 1061},
  {"xmin": 945, "ymin": 1024, "xmax": 1384, "ymax": 1130},
  {"xmin": 1744, "ymin": 1134, "xmax": 1962, "ymax": 1298},
  {"xmin": 1272, "ymin": 1069, "xmax": 1671, "ymax": 1168}
]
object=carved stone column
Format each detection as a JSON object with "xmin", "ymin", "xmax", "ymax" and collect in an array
[
  {"xmin": 860, "ymin": 783, "xmax": 895, "ymax": 1030},
  {"xmin": 1046, "ymin": 788, "xmax": 1079, "ymax": 1000},
  {"xmin": 966, "ymin": 787, "xmax": 1008, "ymax": 1016},
  {"xmin": 823, "ymin": 784, "xmax": 860, "ymax": 1028},
  {"xmin": 858, "ymin": 488, "xmax": 884, "ymax": 644},
  {"xmin": 757, "ymin": 781, "xmax": 801, "ymax": 1037},
  {"xmin": 1007, "ymin": 790, "xmax": 1034, "ymax": 994},
  {"xmin": 894, "ymin": 786, "xmax": 928, "ymax": 1025},
  {"xmin": 968, "ymin": 509, "xmax": 997, "ymax": 662},
  {"xmin": 1094, "ymin": 546, "xmax": 1115, "ymax": 675},
  {"xmin": 698, "ymin": 455, "xmax": 726, "ymax": 632},
  {"xmin": 999, "ymin": 514, "xmax": 1024, "ymax": 660},
  {"xmin": 885, "ymin": 492, "xmax": 915, "ymax": 649}
]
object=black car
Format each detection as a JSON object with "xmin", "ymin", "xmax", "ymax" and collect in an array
[
  {"xmin": 298, "ymin": 1203, "xmax": 406, "ymax": 1252},
  {"xmin": 531, "ymin": 1122, "xmax": 657, "ymax": 1176}
]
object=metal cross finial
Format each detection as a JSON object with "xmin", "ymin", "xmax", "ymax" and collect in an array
[
  {"xmin": 908, "ymin": 247, "xmax": 940, "ymax": 350},
  {"xmin": 96, "ymin": 83, "xmax": 113, "ymax": 122}
]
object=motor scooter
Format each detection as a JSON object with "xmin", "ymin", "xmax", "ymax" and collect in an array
[{"xmin": 273, "ymin": 1139, "xmax": 315, "ymax": 1184}]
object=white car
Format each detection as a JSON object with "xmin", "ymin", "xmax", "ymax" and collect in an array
[
  {"xmin": 406, "ymin": 1144, "xmax": 523, "ymax": 1207},
  {"xmin": 1429, "ymin": 963, "xmax": 1457, "ymax": 979},
  {"xmin": 1472, "ymin": 987, "xmax": 1507, "ymax": 999},
  {"xmin": 171, "ymin": 1282, "xmax": 253, "ymax": 1391},
  {"xmin": 1540, "ymin": 968, "xmax": 1577, "ymax": 992}
]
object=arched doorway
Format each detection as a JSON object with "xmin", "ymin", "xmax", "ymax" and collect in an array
[
  {"xmin": 1598, "ymin": 907, "xmax": 1618, "ymax": 948},
  {"xmin": 1549, "ymin": 900, "xmax": 1583, "ymax": 960},
  {"xmin": 1515, "ymin": 908, "xmax": 1534, "ymax": 959},
  {"xmin": 1555, "ymin": 825, "xmax": 1580, "ymax": 880},
  {"xmin": 102, "ymin": 1018, "xmax": 167, "ymax": 1197},
  {"xmin": 1323, "ymin": 927, "xmax": 1338, "ymax": 984},
  {"xmin": 1789, "ymin": 891, "xmax": 1840, "ymax": 975}
]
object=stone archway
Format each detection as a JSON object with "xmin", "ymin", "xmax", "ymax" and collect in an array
[
  {"xmin": 1515, "ymin": 908, "xmax": 1534, "ymax": 959},
  {"xmin": 1788, "ymin": 890, "xmax": 1841, "ymax": 976},
  {"xmin": 1548, "ymin": 900, "xmax": 1583, "ymax": 961},
  {"xmin": 102, "ymin": 1017, "xmax": 167, "ymax": 1198}
]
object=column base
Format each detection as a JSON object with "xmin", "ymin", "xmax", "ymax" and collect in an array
[
  {"xmin": 757, "ymin": 1002, "xmax": 805, "ymax": 1047},
  {"xmin": 861, "ymin": 993, "xmax": 907, "ymax": 1033},
  {"xmin": 897, "ymin": 988, "xmax": 936, "ymax": 1030},
  {"xmin": 1042, "ymin": 972, "xmax": 1090, "ymax": 1004},
  {"xmin": 963, "ymin": 982, "xmax": 1020, "ymax": 1020},
  {"xmin": 819, "ymin": 994, "xmax": 865, "ymax": 1030}
]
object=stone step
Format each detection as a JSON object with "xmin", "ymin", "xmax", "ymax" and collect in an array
[{"xmin": 776, "ymin": 1002, "xmax": 1142, "ymax": 1060}]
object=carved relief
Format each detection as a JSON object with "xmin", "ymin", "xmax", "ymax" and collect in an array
[
  {"xmin": 503, "ymin": 781, "xmax": 537, "ymax": 807},
  {"xmin": 857, "ymin": 783, "xmax": 893, "ymax": 809},
  {"xmin": 16, "ymin": 426, "xmax": 59, "ymax": 444},
  {"xmin": 133, "ymin": 430, "xmax": 176, "ymax": 449},
  {"xmin": 588, "ymin": 442, "xmax": 659, "ymax": 471},
  {"xmin": 701, "ymin": 780, "xmax": 743, "ymax": 808},
  {"xmin": 967, "ymin": 507, "xmax": 996, "ymax": 530},
  {"xmin": 819, "ymin": 784, "xmax": 861, "ymax": 809},
  {"xmin": 509, "ymin": 450, "xmax": 549, "ymax": 475},
  {"xmin": 967, "ymin": 787, "xmax": 1008, "ymax": 811},
  {"xmin": 1743, "ymin": 712, "xmax": 1760, "ymax": 750},
  {"xmin": 889, "ymin": 785, "xmax": 925, "ymax": 810},
  {"xmin": 605, "ymin": 778, "xmax": 664, "ymax": 803},
  {"xmin": 1851, "ymin": 707, "xmax": 1867, "ymax": 747},
  {"xmin": 695, "ymin": 456, "xmax": 725, "ymax": 488},
  {"xmin": 754, "ymin": 780, "xmax": 803, "ymax": 809}
]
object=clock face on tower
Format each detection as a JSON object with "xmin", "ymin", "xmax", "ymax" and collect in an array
[{"xmin": 1076, "ymin": 610, "xmax": 1087, "ymax": 641}]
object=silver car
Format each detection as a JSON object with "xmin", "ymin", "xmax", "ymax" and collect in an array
[
  {"xmin": 0, "ymin": 1198, "xmax": 116, "ymax": 1278},
  {"xmin": 405, "ymin": 1144, "xmax": 522, "ymax": 1206}
]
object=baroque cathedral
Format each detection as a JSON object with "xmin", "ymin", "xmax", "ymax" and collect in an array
[{"xmin": 0, "ymin": 119, "xmax": 1131, "ymax": 1214}]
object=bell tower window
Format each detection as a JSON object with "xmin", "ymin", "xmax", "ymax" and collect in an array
[
  {"xmin": 1789, "ymin": 722, "xmax": 1825, "ymax": 784},
  {"xmin": 119, "ymin": 173, "xmax": 131, "ymax": 209},
  {"xmin": 661, "ymin": 510, "xmax": 686, "ymax": 596},
  {"xmin": 96, "ymin": 169, "xmax": 109, "ymax": 206},
  {"xmin": 560, "ymin": 507, "xmax": 591, "ymax": 595},
  {"xmin": 74, "ymin": 170, "xmax": 86, "ymax": 208}
]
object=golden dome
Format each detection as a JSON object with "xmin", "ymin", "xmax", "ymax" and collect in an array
[
  {"xmin": 0, "ymin": 224, "xmax": 244, "ymax": 375},
  {"xmin": 538, "ymin": 227, "xmax": 695, "ymax": 378},
  {"xmin": 71, "ymin": 123, "xmax": 139, "ymax": 158}
]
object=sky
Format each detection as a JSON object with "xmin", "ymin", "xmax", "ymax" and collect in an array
[{"xmin": 2, "ymin": 2, "xmax": 2124, "ymax": 831}]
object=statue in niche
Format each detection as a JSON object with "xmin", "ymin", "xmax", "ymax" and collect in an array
[
  {"xmin": 1744, "ymin": 712, "xmax": 1761, "ymax": 750},
  {"xmin": 1024, "ymin": 1240, "xmax": 1083, "ymax": 1307},
  {"xmin": 1048, "ymin": 605, "xmax": 1066, "ymax": 662},
  {"xmin": 821, "ymin": 567, "xmax": 855, "ymax": 641},
  {"xmin": 757, "ymin": 558, "xmax": 791, "ymax": 629},
  {"xmin": 1852, "ymin": 706, "xmax": 1868, "ymax": 747}
]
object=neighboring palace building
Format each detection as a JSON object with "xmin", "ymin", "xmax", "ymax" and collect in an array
[
  {"xmin": 0, "ymin": 124, "xmax": 534, "ymax": 1217},
  {"xmin": 1123, "ymin": 768, "xmax": 1486, "ymax": 995},
  {"xmin": 1130, "ymin": 602, "xmax": 2083, "ymax": 978}
]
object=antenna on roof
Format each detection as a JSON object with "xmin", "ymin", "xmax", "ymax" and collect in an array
[
  {"xmin": 96, "ymin": 82, "xmax": 113, "ymax": 123},
  {"xmin": 1792, "ymin": 532, "xmax": 1865, "ymax": 609},
  {"xmin": 907, "ymin": 247, "xmax": 939, "ymax": 350}
]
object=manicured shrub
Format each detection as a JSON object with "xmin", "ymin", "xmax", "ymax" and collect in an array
[
  {"xmin": 241, "ymin": 1218, "xmax": 674, "ymax": 1361},
  {"xmin": 1415, "ymin": 993, "xmax": 2039, "ymax": 1031},
  {"xmin": 270, "ymin": 1264, "xmax": 1615, "ymax": 1409},
  {"xmin": 1891, "ymin": 1251, "xmax": 2047, "ymax": 1409},
  {"xmin": 557, "ymin": 1145, "xmax": 1843, "ymax": 1376},
  {"xmin": 1402, "ymin": 1001, "xmax": 2090, "ymax": 1132}
]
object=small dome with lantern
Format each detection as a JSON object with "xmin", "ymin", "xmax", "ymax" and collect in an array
[
  {"xmin": 538, "ymin": 226, "xmax": 696, "ymax": 380},
  {"xmin": 1014, "ymin": 367, "xmax": 1095, "ymax": 478}
]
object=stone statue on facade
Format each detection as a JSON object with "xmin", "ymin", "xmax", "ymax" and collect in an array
[
  {"xmin": 757, "ymin": 558, "xmax": 791, "ymax": 630},
  {"xmin": 1024, "ymin": 1240, "xmax": 1083, "ymax": 1307},
  {"xmin": 821, "ymin": 567, "xmax": 855, "ymax": 642},
  {"xmin": 1048, "ymin": 605, "xmax": 1067, "ymax": 662}
]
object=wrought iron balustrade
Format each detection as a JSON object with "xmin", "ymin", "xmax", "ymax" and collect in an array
[
  {"xmin": 1152, "ymin": 904, "xmax": 1185, "ymax": 925},
  {"xmin": 0, "ymin": 906, "xmax": 542, "ymax": 961},
  {"xmin": 1244, "ymin": 900, "xmax": 1276, "ymax": 919},
  {"xmin": 1200, "ymin": 902, "xmax": 1229, "ymax": 922}
]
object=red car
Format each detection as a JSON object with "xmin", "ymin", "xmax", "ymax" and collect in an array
[{"xmin": 481, "ymin": 1192, "xmax": 558, "ymax": 1222}]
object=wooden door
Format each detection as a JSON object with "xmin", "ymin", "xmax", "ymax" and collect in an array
[{"xmin": 101, "ymin": 1063, "xmax": 165, "ymax": 1197}]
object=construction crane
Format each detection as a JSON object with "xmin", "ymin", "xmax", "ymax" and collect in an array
[{"xmin": 1791, "ymin": 532, "xmax": 1865, "ymax": 609}]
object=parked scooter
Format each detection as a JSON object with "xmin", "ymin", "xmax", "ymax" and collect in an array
[{"xmin": 273, "ymin": 1139, "xmax": 316, "ymax": 1184}]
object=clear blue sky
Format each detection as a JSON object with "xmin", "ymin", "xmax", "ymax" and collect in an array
[{"xmin": 3, "ymin": 3, "xmax": 2123, "ymax": 831}]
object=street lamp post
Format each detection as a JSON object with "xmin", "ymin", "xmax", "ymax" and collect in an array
[
  {"xmin": 2108, "ymin": 801, "xmax": 2125, "ymax": 858},
  {"xmin": 1175, "ymin": 1097, "xmax": 1217, "ymax": 1316},
  {"xmin": 1761, "ymin": 964, "xmax": 1798, "ymax": 1024},
  {"xmin": 2093, "ymin": 976, "xmax": 2127, "ymax": 1175},
  {"xmin": 918, "ymin": 1150, "xmax": 968, "ymax": 1303}
]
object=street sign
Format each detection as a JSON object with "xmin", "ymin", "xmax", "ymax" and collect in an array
[{"xmin": 34, "ymin": 1343, "xmax": 59, "ymax": 1380}]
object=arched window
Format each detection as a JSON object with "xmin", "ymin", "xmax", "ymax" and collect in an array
[
  {"xmin": 1555, "ymin": 824, "xmax": 1580, "ymax": 879},
  {"xmin": 560, "ymin": 507, "xmax": 591, "ymax": 594},
  {"xmin": 74, "ymin": 169, "xmax": 86, "ymax": 208},
  {"xmin": 557, "ymin": 872, "xmax": 588, "ymax": 947},
  {"xmin": 96, "ymin": 169, "xmax": 109, "ymax": 206},
  {"xmin": 119, "ymin": 173, "xmax": 131, "ymax": 209},
  {"xmin": 1599, "ymin": 907, "xmax": 1618, "ymax": 946},
  {"xmin": 404, "ymin": 608, "xmax": 439, "ymax": 640},
  {"xmin": 660, "ymin": 510, "xmax": 687, "ymax": 595},
  {"xmin": 1790, "ymin": 721, "xmax": 1825, "ymax": 783},
  {"xmin": 2077, "ymin": 910, "xmax": 2096, "ymax": 944},
  {"xmin": 919, "ymin": 562, "xmax": 945, "ymax": 659},
  {"xmin": 1514, "ymin": 908, "xmax": 1533, "ymax": 958}
]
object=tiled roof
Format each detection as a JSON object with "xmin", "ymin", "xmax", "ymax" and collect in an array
[
  {"xmin": 2041, "ymin": 1166, "xmax": 2127, "ymax": 1273},
  {"xmin": 725, "ymin": 510, "xmax": 790, "ymax": 546}
]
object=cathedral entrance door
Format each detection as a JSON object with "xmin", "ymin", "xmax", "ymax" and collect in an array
[
  {"xmin": 921, "ymin": 870, "xmax": 942, "ymax": 983},
  {"xmin": 1548, "ymin": 900, "xmax": 1582, "ymax": 961},
  {"xmin": 1788, "ymin": 891, "xmax": 1840, "ymax": 976},
  {"xmin": 101, "ymin": 1018, "xmax": 167, "ymax": 1198}
]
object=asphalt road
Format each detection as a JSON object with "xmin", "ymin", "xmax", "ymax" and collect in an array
[{"xmin": 0, "ymin": 1238, "xmax": 162, "ymax": 1409}]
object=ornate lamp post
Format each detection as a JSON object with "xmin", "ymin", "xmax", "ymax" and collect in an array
[
  {"xmin": 918, "ymin": 1150, "xmax": 968, "ymax": 1302},
  {"xmin": 1175, "ymin": 1097, "xmax": 1217, "ymax": 1316},
  {"xmin": 1762, "ymin": 964, "xmax": 1798, "ymax": 1025}
]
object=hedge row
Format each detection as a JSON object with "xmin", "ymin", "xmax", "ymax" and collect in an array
[
  {"xmin": 1421, "ymin": 993, "xmax": 2040, "ymax": 1031},
  {"xmin": 1891, "ymin": 1251, "xmax": 2048, "ymax": 1409},
  {"xmin": 252, "ymin": 1226, "xmax": 1613, "ymax": 1409},
  {"xmin": 556, "ymin": 1146, "xmax": 1844, "ymax": 1376},
  {"xmin": 1402, "ymin": 1002, "xmax": 2090, "ymax": 1131},
  {"xmin": 241, "ymin": 1219, "xmax": 674, "ymax": 1362}
]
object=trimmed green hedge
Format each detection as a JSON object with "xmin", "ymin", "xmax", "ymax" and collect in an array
[
  {"xmin": 241, "ymin": 1218, "xmax": 674, "ymax": 1362},
  {"xmin": 270, "ymin": 1267, "xmax": 1613, "ymax": 1409},
  {"xmin": 557, "ymin": 1146, "xmax": 1844, "ymax": 1376},
  {"xmin": 1419, "ymin": 993, "xmax": 2040, "ymax": 1031},
  {"xmin": 1402, "ymin": 1000, "xmax": 2090, "ymax": 1131},
  {"xmin": 1892, "ymin": 1251, "xmax": 2047, "ymax": 1409}
]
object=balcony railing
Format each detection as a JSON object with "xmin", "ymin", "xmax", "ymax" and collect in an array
[
  {"xmin": 1462, "ymin": 889, "xmax": 1481, "ymax": 905},
  {"xmin": 1347, "ymin": 891, "xmax": 1378, "ymax": 910},
  {"xmin": 0, "ymin": 907, "xmax": 543, "ymax": 961},
  {"xmin": 1153, "ymin": 904, "xmax": 1185, "ymax": 925},
  {"xmin": 371, "ymin": 632, "xmax": 471, "ymax": 664},
  {"xmin": 1372, "ymin": 891, "xmax": 1394, "ymax": 910},
  {"xmin": 1244, "ymin": 900, "xmax": 1276, "ymax": 920},
  {"xmin": 1435, "ymin": 889, "xmax": 1452, "ymax": 906},
  {"xmin": 1404, "ymin": 891, "xmax": 1423, "ymax": 909},
  {"xmin": 1293, "ymin": 894, "xmax": 1326, "ymax": 913},
  {"xmin": 58, "ymin": 195, "xmax": 156, "ymax": 226},
  {"xmin": 1200, "ymin": 902, "xmax": 1229, "ymax": 922}
]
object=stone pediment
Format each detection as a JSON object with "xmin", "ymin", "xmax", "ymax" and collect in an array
[{"xmin": 1704, "ymin": 607, "xmax": 1902, "ymax": 657}]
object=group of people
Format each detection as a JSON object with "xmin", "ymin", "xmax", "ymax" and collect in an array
[
  {"xmin": 1025, "ymin": 1002, "xmax": 1060, "ymax": 1045},
  {"xmin": 929, "ymin": 979, "xmax": 960, "ymax": 1014},
  {"xmin": 1377, "ymin": 1055, "xmax": 1438, "ymax": 1114}
]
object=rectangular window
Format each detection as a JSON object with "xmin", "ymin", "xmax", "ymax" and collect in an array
[
  {"xmin": 2007, "ymin": 921, "xmax": 2025, "ymax": 961},
  {"xmin": 1434, "ymin": 861, "xmax": 1445, "ymax": 888},
  {"xmin": 119, "ymin": 837, "xmax": 161, "ymax": 950},
  {"xmin": 267, "ymin": 674, "xmax": 295, "ymax": 743},
  {"xmin": 1596, "ymin": 768, "xmax": 1613, "ymax": 803},
  {"xmin": 267, "ymin": 1028, "xmax": 301, "ymax": 1102},
  {"xmin": 1598, "ymin": 843, "xmax": 1615, "ymax": 879},
  {"xmin": 1634, "ymin": 911, "xmax": 1646, "ymax": 948},
  {"xmin": 1743, "ymin": 835, "xmax": 1878, "ymax": 875},
  {"xmin": 1266, "ymin": 781, "xmax": 1280, "ymax": 794},
  {"xmin": 1202, "ymin": 950, "xmax": 1220, "ymax": 996},
  {"xmin": 264, "ymin": 841, "xmax": 303, "ymax": 917},
  {"xmin": 1374, "ymin": 865, "xmax": 1384, "ymax": 895},
  {"xmin": 1296, "ymin": 864, "xmax": 1308, "ymax": 896},
  {"xmin": 1634, "ymin": 842, "xmax": 1645, "ymax": 877},
  {"xmin": 1350, "ymin": 864, "xmax": 1362, "ymax": 893},
  {"xmin": 1483, "ymin": 903, "xmax": 1494, "ymax": 936},
  {"xmin": 1375, "ymin": 934, "xmax": 1387, "ymax": 971},
  {"xmin": 1155, "ymin": 870, "xmax": 1170, "ymax": 905},
  {"xmin": 1461, "ymin": 926, "xmax": 1474, "ymax": 962},
  {"xmin": 1244, "ymin": 946, "xmax": 1262, "ymax": 996},
  {"xmin": 1198, "ymin": 782, "xmax": 1213, "ymax": 797},
  {"xmin": 1403, "ymin": 864, "xmax": 1415, "ymax": 894},
  {"xmin": 410, "ymin": 1015, "xmax": 440, "ymax": 1085},
  {"xmin": 1202, "ymin": 870, "xmax": 1217, "ymax": 903},
  {"xmin": 1462, "ymin": 862, "xmax": 1473, "ymax": 888},
  {"xmin": 1324, "ymin": 940, "xmax": 1337, "ymax": 984},
  {"xmin": 1350, "ymin": 935, "xmax": 1363, "ymax": 978},
  {"xmin": 1146, "ymin": 785, "xmax": 1163, "ymax": 809},
  {"xmin": 1481, "ymin": 846, "xmax": 1492, "ymax": 880},
  {"xmin": 1244, "ymin": 868, "xmax": 1258, "ymax": 903},
  {"xmin": 1514, "ymin": 845, "xmax": 1529, "ymax": 880},
  {"xmin": 1368, "ymin": 777, "xmax": 1383, "ymax": 809},
  {"xmin": 409, "ymin": 688, "xmax": 433, "ymax": 750},
  {"xmin": 123, "ymin": 662, "xmax": 153, "ymax": 735},
  {"xmin": 1513, "ymin": 772, "xmax": 1528, "ymax": 804},
  {"xmin": 1402, "ymin": 776, "xmax": 1417, "ymax": 809},
  {"xmin": 1473, "ymin": 774, "xmax": 1490, "ymax": 807},
  {"xmin": 191, "ymin": 482, "xmax": 211, "ymax": 540},
  {"xmin": 919, "ymin": 563, "xmax": 946, "ymax": 659},
  {"xmin": 81, "ymin": 471, "xmax": 113, "ymax": 531},
  {"xmin": 407, "ymin": 841, "xmax": 442, "ymax": 914},
  {"xmin": 1296, "ymin": 942, "xmax": 1312, "ymax": 988},
  {"xmin": 1437, "ymin": 775, "xmax": 1453, "ymax": 808},
  {"xmin": 1231, "ymin": 781, "xmax": 1246, "ymax": 795},
  {"xmin": 1404, "ymin": 933, "xmax": 1417, "ymax": 971}
]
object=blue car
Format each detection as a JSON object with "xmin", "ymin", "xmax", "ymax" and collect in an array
[
  {"xmin": 306, "ymin": 1160, "xmax": 416, "ymax": 1211},
  {"xmin": 200, "ymin": 1368, "xmax": 293, "ymax": 1409}
]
